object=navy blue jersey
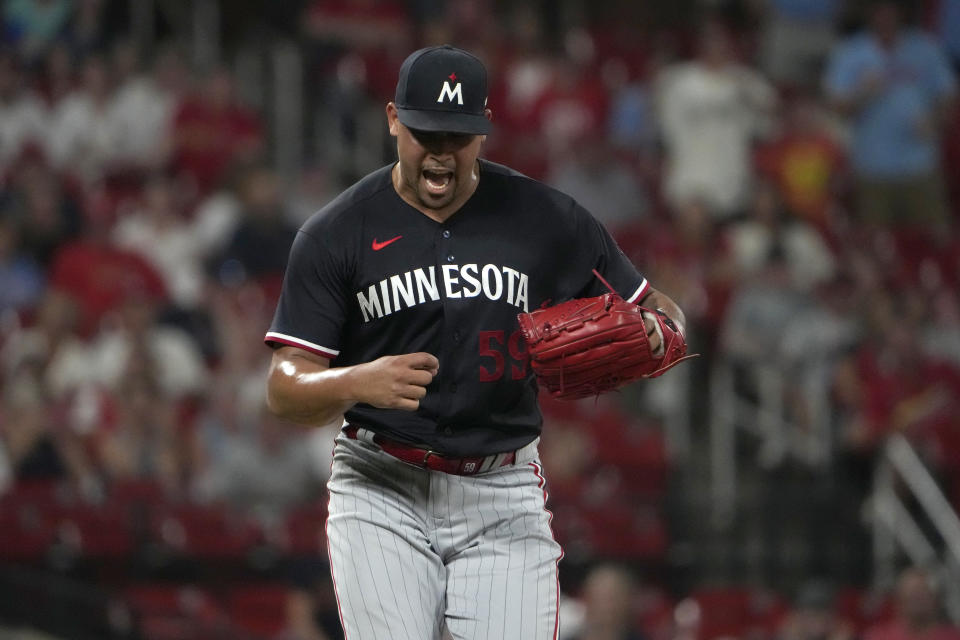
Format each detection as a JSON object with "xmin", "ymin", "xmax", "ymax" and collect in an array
[{"xmin": 266, "ymin": 160, "xmax": 650, "ymax": 456}]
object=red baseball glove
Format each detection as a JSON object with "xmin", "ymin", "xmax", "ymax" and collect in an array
[{"xmin": 517, "ymin": 293, "xmax": 695, "ymax": 399}]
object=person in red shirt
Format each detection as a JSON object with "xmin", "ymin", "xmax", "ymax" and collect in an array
[
  {"xmin": 172, "ymin": 68, "xmax": 263, "ymax": 197},
  {"xmin": 755, "ymin": 94, "xmax": 846, "ymax": 229},
  {"xmin": 865, "ymin": 568, "xmax": 960, "ymax": 640},
  {"xmin": 47, "ymin": 195, "xmax": 166, "ymax": 337}
]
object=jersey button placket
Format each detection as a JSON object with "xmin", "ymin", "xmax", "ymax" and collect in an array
[{"xmin": 437, "ymin": 226, "xmax": 458, "ymax": 422}]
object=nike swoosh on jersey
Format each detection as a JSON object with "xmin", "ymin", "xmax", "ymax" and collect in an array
[{"xmin": 372, "ymin": 235, "xmax": 403, "ymax": 251}]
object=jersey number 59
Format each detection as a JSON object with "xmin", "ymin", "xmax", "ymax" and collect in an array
[{"xmin": 478, "ymin": 330, "xmax": 529, "ymax": 381}]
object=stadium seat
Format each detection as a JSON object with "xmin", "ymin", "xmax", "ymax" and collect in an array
[
  {"xmin": 691, "ymin": 587, "xmax": 786, "ymax": 640},
  {"xmin": 226, "ymin": 583, "xmax": 289, "ymax": 638},
  {"xmin": 836, "ymin": 587, "xmax": 894, "ymax": 633},
  {"xmin": 280, "ymin": 504, "xmax": 328, "ymax": 556},
  {"xmin": 148, "ymin": 505, "xmax": 264, "ymax": 559},
  {"xmin": 0, "ymin": 508, "xmax": 55, "ymax": 561},
  {"xmin": 553, "ymin": 504, "xmax": 668, "ymax": 560},
  {"xmin": 51, "ymin": 504, "xmax": 135, "ymax": 557},
  {"xmin": 125, "ymin": 584, "xmax": 220, "ymax": 619}
]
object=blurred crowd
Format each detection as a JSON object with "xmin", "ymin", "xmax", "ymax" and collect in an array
[{"xmin": 2, "ymin": 0, "xmax": 960, "ymax": 639}]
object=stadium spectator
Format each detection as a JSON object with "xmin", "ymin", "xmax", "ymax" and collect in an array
[
  {"xmin": 1, "ymin": 290, "xmax": 88, "ymax": 401},
  {"xmin": 2, "ymin": 0, "xmax": 73, "ymax": 64},
  {"xmin": 930, "ymin": 0, "xmax": 960, "ymax": 67},
  {"xmin": 754, "ymin": 93, "xmax": 846, "ymax": 228},
  {"xmin": 172, "ymin": 67, "xmax": 263, "ymax": 196},
  {"xmin": 824, "ymin": 0, "xmax": 957, "ymax": 231},
  {"xmin": 484, "ymin": 3, "xmax": 553, "ymax": 177},
  {"xmin": 605, "ymin": 56, "xmax": 657, "ymax": 158},
  {"xmin": 778, "ymin": 270, "xmax": 861, "ymax": 369},
  {"xmin": 61, "ymin": 0, "xmax": 110, "ymax": 59},
  {"xmin": 864, "ymin": 568, "xmax": 960, "ymax": 640},
  {"xmin": 0, "ymin": 215, "xmax": 44, "ymax": 315},
  {"xmin": 0, "ymin": 51, "xmax": 49, "ymax": 173},
  {"xmin": 112, "ymin": 173, "xmax": 208, "ymax": 309},
  {"xmin": 922, "ymin": 290, "xmax": 960, "ymax": 368},
  {"xmin": 568, "ymin": 563, "xmax": 646, "ymax": 640},
  {"xmin": 301, "ymin": 0, "xmax": 412, "ymax": 97},
  {"xmin": 498, "ymin": 2, "xmax": 553, "ymax": 131},
  {"xmin": 0, "ymin": 301, "xmax": 101, "ymax": 497},
  {"xmin": 84, "ymin": 291, "xmax": 206, "ymax": 399},
  {"xmin": 777, "ymin": 580, "xmax": 854, "ymax": 640},
  {"xmin": 531, "ymin": 33, "xmax": 609, "ymax": 158},
  {"xmin": 756, "ymin": 0, "xmax": 839, "ymax": 88},
  {"xmin": 210, "ymin": 164, "xmax": 297, "ymax": 286},
  {"xmin": 626, "ymin": 198, "xmax": 738, "ymax": 334},
  {"xmin": 37, "ymin": 41, "xmax": 75, "ymax": 107},
  {"xmin": 45, "ymin": 54, "xmax": 120, "ymax": 184},
  {"xmin": 547, "ymin": 136, "xmax": 649, "ymax": 234},
  {"xmin": 720, "ymin": 249, "xmax": 808, "ymax": 364},
  {"xmin": 106, "ymin": 41, "xmax": 186, "ymax": 171},
  {"xmin": 831, "ymin": 295, "xmax": 960, "ymax": 486},
  {"xmin": 47, "ymin": 197, "xmax": 166, "ymax": 336},
  {"xmin": 96, "ymin": 365, "xmax": 194, "ymax": 496},
  {"xmin": 5, "ymin": 153, "xmax": 82, "ymax": 266},
  {"xmin": 656, "ymin": 19, "xmax": 777, "ymax": 220},
  {"xmin": 727, "ymin": 181, "xmax": 837, "ymax": 292},
  {"xmin": 192, "ymin": 408, "xmax": 329, "ymax": 520},
  {"xmin": 1, "ymin": 387, "xmax": 93, "ymax": 488}
]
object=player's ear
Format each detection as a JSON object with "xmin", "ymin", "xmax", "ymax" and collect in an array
[
  {"xmin": 480, "ymin": 108, "xmax": 492, "ymax": 143},
  {"xmin": 386, "ymin": 102, "xmax": 400, "ymax": 137}
]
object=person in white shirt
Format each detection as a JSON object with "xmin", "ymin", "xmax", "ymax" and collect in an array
[
  {"xmin": 656, "ymin": 21, "xmax": 776, "ymax": 220},
  {"xmin": 0, "ymin": 52, "xmax": 49, "ymax": 172},
  {"xmin": 728, "ymin": 182, "xmax": 836, "ymax": 292},
  {"xmin": 107, "ymin": 42, "xmax": 187, "ymax": 170},
  {"xmin": 112, "ymin": 174, "xmax": 207, "ymax": 309},
  {"xmin": 45, "ymin": 55, "xmax": 119, "ymax": 183}
]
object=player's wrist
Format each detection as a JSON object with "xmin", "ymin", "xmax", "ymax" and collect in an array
[{"xmin": 335, "ymin": 363, "xmax": 369, "ymax": 406}]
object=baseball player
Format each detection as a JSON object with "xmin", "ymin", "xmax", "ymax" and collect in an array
[{"xmin": 265, "ymin": 45, "xmax": 687, "ymax": 640}]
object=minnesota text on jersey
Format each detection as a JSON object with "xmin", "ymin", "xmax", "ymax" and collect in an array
[{"xmin": 356, "ymin": 263, "xmax": 530, "ymax": 322}]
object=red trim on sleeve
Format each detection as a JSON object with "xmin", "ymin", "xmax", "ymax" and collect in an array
[{"xmin": 264, "ymin": 332, "xmax": 338, "ymax": 359}]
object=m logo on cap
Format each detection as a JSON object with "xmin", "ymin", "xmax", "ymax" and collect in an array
[{"xmin": 437, "ymin": 80, "xmax": 463, "ymax": 105}]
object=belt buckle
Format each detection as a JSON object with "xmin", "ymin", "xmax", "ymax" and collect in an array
[{"xmin": 422, "ymin": 450, "xmax": 438, "ymax": 467}]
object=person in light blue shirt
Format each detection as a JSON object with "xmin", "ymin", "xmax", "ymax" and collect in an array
[{"xmin": 824, "ymin": 0, "xmax": 956, "ymax": 228}]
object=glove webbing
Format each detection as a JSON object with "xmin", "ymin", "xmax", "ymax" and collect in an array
[{"xmin": 588, "ymin": 268, "xmax": 698, "ymax": 380}]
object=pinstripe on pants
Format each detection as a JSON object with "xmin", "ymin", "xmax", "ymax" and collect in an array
[{"xmin": 326, "ymin": 433, "xmax": 563, "ymax": 639}]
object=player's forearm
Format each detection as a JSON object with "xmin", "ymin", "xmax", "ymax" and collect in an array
[
  {"xmin": 642, "ymin": 289, "xmax": 687, "ymax": 337},
  {"xmin": 266, "ymin": 355, "xmax": 361, "ymax": 426}
]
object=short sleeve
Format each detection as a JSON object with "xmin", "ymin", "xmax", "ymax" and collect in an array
[
  {"xmin": 575, "ymin": 205, "xmax": 650, "ymax": 303},
  {"xmin": 264, "ymin": 229, "xmax": 350, "ymax": 358}
]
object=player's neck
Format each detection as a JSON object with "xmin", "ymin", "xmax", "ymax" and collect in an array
[{"xmin": 392, "ymin": 161, "xmax": 481, "ymax": 224}]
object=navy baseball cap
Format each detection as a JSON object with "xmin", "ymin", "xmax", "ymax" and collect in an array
[{"xmin": 395, "ymin": 45, "xmax": 491, "ymax": 135}]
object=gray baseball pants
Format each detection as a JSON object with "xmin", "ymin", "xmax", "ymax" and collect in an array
[{"xmin": 326, "ymin": 430, "xmax": 563, "ymax": 639}]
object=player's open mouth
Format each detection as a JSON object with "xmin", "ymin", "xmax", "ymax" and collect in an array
[{"xmin": 422, "ymin": 169, "xmax": 453, "ymax": 195}]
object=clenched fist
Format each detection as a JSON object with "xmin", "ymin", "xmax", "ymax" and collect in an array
[{"xmin": 354, "ymin": 352, "xmax": 440, "ymax": 411}]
